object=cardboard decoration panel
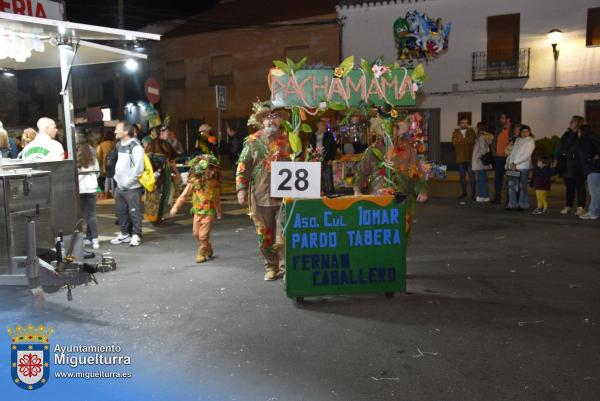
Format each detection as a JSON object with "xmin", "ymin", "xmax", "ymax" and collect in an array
[{"xmin": 284, "ymin": 195, "xmax": 407, "ymax": 299}]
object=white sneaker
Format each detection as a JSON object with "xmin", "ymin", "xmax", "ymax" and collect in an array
[
  {"xmin": 83, "ymin": 239, "xmax": 93, "ymax": 246},
  {"xmin": 92, "ymin": 238, "xmax": 100, "ymax": 250},
  {"xmin": 580, "ymin": 212, "xmax": 599, "ymax": 220},
  {"xmin": 560, "ymin": 207, "xmax": 571, "ymax": 215},
  {"xmin": 130, "ymin": 234, "xmax": 142, "ymax": 247},
  {"xmin": 110, "ymin": 233, "xmax": 131, "ymax": 245},
  {"xmin": 476, "ymin": 197, "xmax": 490, "ymax": 203},
  {"xmin": 575, "ymin": 207, "xmax": 586, "ymax": 216}
]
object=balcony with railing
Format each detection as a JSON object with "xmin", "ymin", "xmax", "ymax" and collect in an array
[{"xmin": 472, "ymin": 48, "xmax": 530, "ymax": 81}]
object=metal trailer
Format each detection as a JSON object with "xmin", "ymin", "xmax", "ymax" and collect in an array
[
  {"xmin": 0, "ymin": 161, "xmax": 96, "ymax": 301},
  {"xmin": 0, "ymin": 12, "xmax": 160, "ymax": 302}
]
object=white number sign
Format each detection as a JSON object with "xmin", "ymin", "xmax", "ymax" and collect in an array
[{"xmin": 270, "ymin": 162, "xmax": 321, "ymax": 199}]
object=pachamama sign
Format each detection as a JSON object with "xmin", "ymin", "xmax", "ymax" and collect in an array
[
  {"xmin": 269, "ymin": 68, "xmax": 417, "ymax": 108},
  {"xmin": 284, "ymin": 195, "xmax": 407, "ymax": 300}
]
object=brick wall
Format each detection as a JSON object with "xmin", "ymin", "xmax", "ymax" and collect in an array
[{"xmin": 159, "ymin": 15, "xmax": 340, "ymax": 142}]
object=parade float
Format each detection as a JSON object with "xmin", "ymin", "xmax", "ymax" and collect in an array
[{"xmin": 262, "ymin": 10, "xmax": 450, "ymax": 302}]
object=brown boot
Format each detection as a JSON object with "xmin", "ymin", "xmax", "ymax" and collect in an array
[
  {"xmin": 207, "ymin": 243, "xmax": 213, "ymax": 258},
  {"xmin": 196, "ymin": 246, "xmax": 207, "ymax": 263}
]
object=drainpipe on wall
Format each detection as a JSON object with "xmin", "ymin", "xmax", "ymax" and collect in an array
[{"xmin": 337, "ymin": 16, "xmax": 346, "ymax": 63}]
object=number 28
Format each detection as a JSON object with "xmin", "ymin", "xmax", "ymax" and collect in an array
[{"xmin": 278, "ymin": 168, "xmax": 309, "ymax": 191}]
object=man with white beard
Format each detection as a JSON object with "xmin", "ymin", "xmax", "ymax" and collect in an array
[{"xmin": 236, "ymin": 105, "xmax": 295, "ymax": 281}]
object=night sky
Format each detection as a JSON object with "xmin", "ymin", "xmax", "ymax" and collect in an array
[{"xmin": 65, "ymin": 0, "xmax": 219, "ymax": 30}]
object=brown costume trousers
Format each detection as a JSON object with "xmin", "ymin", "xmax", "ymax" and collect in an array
[
  {"xmin": 193, "ymin": 214, "xmax": 215, "ymax": 253},
  {"xmin": 250, "ymin": 203, "xmax": 285, "ymax": 273}
]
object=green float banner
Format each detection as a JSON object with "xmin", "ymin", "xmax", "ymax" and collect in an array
[
  {"xmin": 284, "ymin": 195, "xmax": 407, "ymax": 299},
  {"xmin": 270, "ymin": 68, "xmax": 417, "ymax": 108}
]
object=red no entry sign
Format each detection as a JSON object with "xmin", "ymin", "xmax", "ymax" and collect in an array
[{"xmin": 144, "ymin": 78, "xmax": 161, "ymax": 104}]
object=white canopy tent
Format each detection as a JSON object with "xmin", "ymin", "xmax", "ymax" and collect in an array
[{"xmin": 0, "ymin": 11, "xmax": 161, "ymax": 157}]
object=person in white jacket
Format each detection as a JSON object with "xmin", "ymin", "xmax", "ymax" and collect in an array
[
  {"xmin": 76, "ymin": 131, "xmax": 100, "ymax": 249},
  {"xmin": 505, "ymin": 125, "xmax": 536, "ymax": 210},
  {"xmin": 471, "ymin": 122, "xmax": 494, "ymax": 202}
]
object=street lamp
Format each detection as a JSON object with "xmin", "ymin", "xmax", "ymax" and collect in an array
[
  {"xmin": 125, "ymin": 58, "xmax": 138, "ymax": 71},
  {"xmin": 547, "ymin": 29, "xmax": 562, "ymax": 61}
]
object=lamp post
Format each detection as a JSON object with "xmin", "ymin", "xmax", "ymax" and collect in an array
[{"xmin": 547, "ymin": 29, "xmax": 563, "ymax": 61}]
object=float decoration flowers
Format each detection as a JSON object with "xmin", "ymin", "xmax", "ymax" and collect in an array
[{"xmin": 394, "ymin": 10, "xmax": 452, "ymax": 65}]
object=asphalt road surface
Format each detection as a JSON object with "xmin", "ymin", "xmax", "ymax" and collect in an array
[{"xmin": 1, "ymin": 189, "xmax": 598, "ymax": 401}]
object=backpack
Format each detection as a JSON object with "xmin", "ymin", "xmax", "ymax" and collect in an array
[
  {"xmin": 105, "ymin": 146, "xmax": 118, "ymax": 178},
  {"xmin": 122, "ymin": 140, "xmax": 156, "ymax": 192},
  {"xmin": 139, "ymin": 154, "xmax": 156, "ymax": 192}
]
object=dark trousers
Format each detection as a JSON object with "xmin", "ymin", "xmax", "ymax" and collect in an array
[
  {"xmin": 80, "ymin": 193, "xmax": 99, "ymax": 239},
  {"xmin": 323, "ymin": 164, "xmax": 334, "ymax": 195},
  {"xmin": 457, "ymin": 161, "xmax": 476, "ymax": 195},
  {"xmin": 494, "ymin": 156, "xmax": 507, "ymax": 201},
  {"xmin": 115, "ymin": 187, "xmax": 143, "ymax": 236},
  {"xmin": 565, "ymin": 177, "xmax": 586, "ymax": 208}
]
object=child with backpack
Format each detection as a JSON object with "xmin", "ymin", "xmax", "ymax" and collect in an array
[{"xmin": 170, "ymin": 155, "xmax": 221, "ymax": 263}]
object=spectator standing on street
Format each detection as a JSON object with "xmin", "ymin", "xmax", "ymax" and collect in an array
[
  {"xmin": 14, "ymin": 136, "xmax": 22, "ymax": 153},
  {"xmin": 21, "ymin": 117, "xmax": 64, "ymax": 161},
  {"xmin": 451, "ymin": 117, "xmax": 477, "ymax": 200},
  {"xmin": 226, "ymin": 124, "xmax": 243, "ymax": 168},
  {"xmin": 531, "ymin": 156, "xmax": 556, "ymax": 215},
  {"xmin": 0, "ymin": 121, "xmax": 18, "ymax": 158},
  {"xmin": 110, "ymin": 122, "xmax": 145, "ymax": 247},
  {"xmin": 579, "ymin": 124, "xmax": 600, "ymax": 220},
  {"xmin": 96, "ymin": 131, "xmax": 115, "ymax": 199},
  {"xmin": 557, "ymin": 116, "xmax": 587, "ymax": 216},
  {"xmin": 0, "ymin": 128, "xmax": 10, "ymax": 158},
  {"xmin": 505, "ymin": 125, "xmax": 535, "ymax": 210},
  {"xmin": 492, "ymin": 112, "xmax": 514, "ymax": 204},
  {"xmin": 471, "ymin": 122, "xmax": 494, "ymax": 202},
  {"xmin": 21, "ymin": 128, "xmax": 36, "ymax": 147},
  {"xmin": 76, "ymin": 130, "xmax": 101, "ymax": 249},
  {"xmin": 17, "ymin": 128, "xmax": 37, "ymax": 158},
  {"xmin": 504, "ymin": 123, "xmax": 521, "ymax": 158}
]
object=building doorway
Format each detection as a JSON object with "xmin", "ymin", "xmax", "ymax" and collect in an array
[
  {"xmin": 585, "ymin": 100, "xmax": 600, "ymax": 134},
  {"xmin": 481, "ymin": 101, "xmax": 521, "ymax": 134}
]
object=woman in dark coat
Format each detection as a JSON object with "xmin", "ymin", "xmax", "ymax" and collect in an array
[{"xmin": 557, "ymin": 116, "xmax": 586, "ymax": 216}]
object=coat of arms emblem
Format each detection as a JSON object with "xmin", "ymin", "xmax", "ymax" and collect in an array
[{"xmin": 8, "ymin": 324, "xmax": 53, "ymax": 390}]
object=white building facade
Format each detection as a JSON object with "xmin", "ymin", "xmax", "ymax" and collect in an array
[{"xmin": 338, "ymin": 0, "xmax": 600, "ymax": 162}]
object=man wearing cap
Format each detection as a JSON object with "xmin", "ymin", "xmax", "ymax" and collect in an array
[
  {"xmin": 310, "ymin": 117, "xmax": 337, "ymax": 195},
  {"xmin": 236, "ymin": 106, "xmax": 294, "ymax": 281},
  {"xmin": 195, "ymin": 124, "xmax": 217, "ymax": 155}
]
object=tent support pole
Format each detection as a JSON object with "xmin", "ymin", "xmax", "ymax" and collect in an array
[{"xmin": 59, "ymin": 43, "xmax": 76, "ymax": 160}]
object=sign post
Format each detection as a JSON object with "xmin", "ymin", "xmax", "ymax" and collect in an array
[
  {"xmin": 215, "ymin": 85, "xmax": 227, "ymax": 153},
  {"xmin": 284, "ymin": 195, "xmax": 407, "ymax": 302}
]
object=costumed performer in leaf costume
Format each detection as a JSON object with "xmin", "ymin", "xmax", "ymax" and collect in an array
[
  {"xmin": 236, "ymin": 105, "xmax": 297, "ymax": 281},
  {"xmin": 170, "ymin": 154, "xmax": 221, "ymax": 263},
  {"xmin": 354, "ymin": 118, "xmax": 428, "ymax": 236}
]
